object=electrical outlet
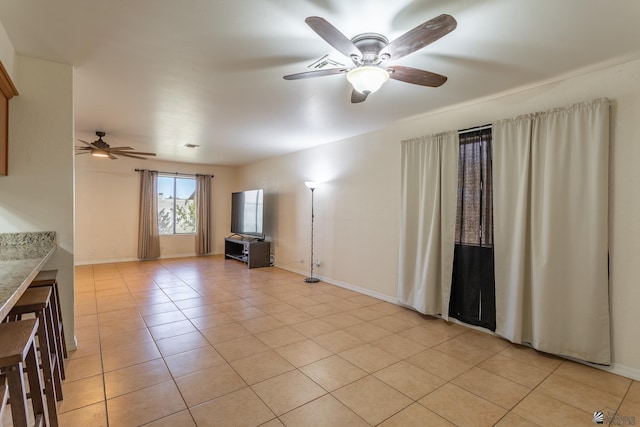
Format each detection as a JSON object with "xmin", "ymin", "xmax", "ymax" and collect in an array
[{"xmin": 314, "ymin": 259, "xmax": 320, "ymax": 267}]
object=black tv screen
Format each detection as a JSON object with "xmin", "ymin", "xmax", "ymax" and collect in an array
[{"xmin": 231, "ymin": 189, "xmax": 264, "ymax": 238}]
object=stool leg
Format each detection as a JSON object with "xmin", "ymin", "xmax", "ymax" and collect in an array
[
  {"xmin": 35, "ymin": 311, "xmax": 59, "ymax": 427},
  {"xmin": 6, "ymin": 362, "xmax": 28, "ymax": 427},
  {"xmin": 43, "ymin": 302, "xmax": 64, "ymax": 390},
  {"xmin": 29, "ymin": 277, "xmax": 67, "ymax": 361},
  {"xmin": 25, "ymin": 340, "xmax": 47, "ymax": 427},
  {"xmin": 51, "ymin": 283, "xmax": 67, "ymax": 359}
]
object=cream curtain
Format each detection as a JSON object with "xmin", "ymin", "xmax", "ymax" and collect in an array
[
  {"xmin": 493, "ymin": 98, "xmax": 611, "ymax": 364},
  {"xmin": 195, "ymin": 174, "xmax": 212, "ymax": 255},
  {"xmin": 398, "ymin": 131, "xmax": 459, "ymax": 317},
  {"xmin": 138, "ymin": 170, "xmax": 161, "ymax": 260}
]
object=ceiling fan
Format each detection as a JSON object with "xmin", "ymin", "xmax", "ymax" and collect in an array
[
  {"xmin": 284, "ymin": 14, "xmax": 457, "ymax": 103},
  {"xmin": 75, "ymin": 131, "xmax": 157, "ymax": 160}
]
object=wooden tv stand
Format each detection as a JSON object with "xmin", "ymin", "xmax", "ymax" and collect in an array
[{"xmin": 224, "ymin": 237, "xmax": 271, "ymax": 269}]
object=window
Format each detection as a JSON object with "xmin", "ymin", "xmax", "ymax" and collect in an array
[
  {"xmin": 157, "ymin": 176, "xmax": 196, "ymax": 234},
  {"xmin": 448, "ymin": 127, "xmax": 496, "ymax": 331},
  {"xmin": 455, "ymin": 129, "xmax": 493, "ymax": 247}
]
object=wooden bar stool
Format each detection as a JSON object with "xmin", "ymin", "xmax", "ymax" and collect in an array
[
  {"xmin": 9, "ymin": 285, "xmax": 65, "ymax": 386},
  {"xmin": 8, "ymin": 288, "xmax": 61, "ymax": 427},
  {"xmin": 29, "ymin": 270, "xmax": 67, "ymax": 360},
  {"xmin": 0, "ymin": 382, "xmax": 8, "ymax": 427},
  {"xmin": 0, "ymin": 319, "xmax": 47, "ymax": 427}
]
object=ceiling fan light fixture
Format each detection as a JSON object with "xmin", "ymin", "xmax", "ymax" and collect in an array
[
  {"xmin": 91, "ymin": 149, "xmax": 109, "ymax": 158},
  {"xmin": 346, "ymin": 66, "xmax": 389, "ymax": 94}
]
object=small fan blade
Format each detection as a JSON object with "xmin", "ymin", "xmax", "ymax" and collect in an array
[
  {"xmin": 111, "ymin": 150, "xmax": 156, "ymax": 156},
  {"xmin": 79, "ymin": 139, "xmax": 106, "ymax": 150},
  {"xmin": 379, "ymin": 14, "xmax": 457, "ymax": 61},
  {"xmin": 108, "ymin": 154, "xmax": 118, "ymax": 160},
  {"xmin": 284, "ymin": 67, "xmax": 349, "ymax": 80},
  {"xmin": 388, "ymin": 66, "xmax": 447, "ymax": 87},
  {"xmin": 305, "ymin": 17, "xmax": 362, "ymax": 60},
  {"xmin": 75, "ymin": 151, "xmax": 91, "ymax": 155},
  {"xmin": 106, "ymin": 146, "xmax": 135, "ymax": 151},
  {"xmin": 351, "ymin": 90, "xmax": 368, "ymax": 104},
  {"xmin": 116, "ymin": 152, "xmax": 150, "ymax": 160}
]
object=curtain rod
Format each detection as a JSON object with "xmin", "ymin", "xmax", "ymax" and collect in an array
[
  {"xmin": 458, "ymin": 124, "xmax": 492, "ymax": 135},
  {"xmin": 134, "ymin": 168, "xmax": 214, "ymax": 178}
]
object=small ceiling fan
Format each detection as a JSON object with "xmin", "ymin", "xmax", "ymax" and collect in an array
[
  {"xmin": 284, "ymin": 14, "xmax": 457, "ymax": 103},
  {"xmin": 75, "ymin": 131, "xmax": 157, "ymax": 160}
]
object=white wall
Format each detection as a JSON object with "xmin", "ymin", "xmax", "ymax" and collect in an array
[
  {"xmin": 0, "ymin": 22, "xmax": 14, "ymax": 79},
  {"xmin": 238, "ymin": 57, "xmax": 640, "ymax": 379},
  {"xmin": 238, "ymin": 137, "xmax": 400, "ymax": 299},
  {"xmin": 0, "ymin": 55, "xmax": 75, "ymax": 349},
  {"xmin": 74, "ymin": 156, "xmax": 236, "ymax": 263}
]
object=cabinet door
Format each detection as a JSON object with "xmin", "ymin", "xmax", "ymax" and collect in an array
[
  {"xmin": 0, "ymin": 96, "xmax": 7, "ymax": 176},
  {"xmin": 0, "ymin": 60, "xmax": 19, "ymax": 176}
]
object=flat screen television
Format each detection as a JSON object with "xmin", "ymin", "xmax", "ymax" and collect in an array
[{"xmin": 231, "ymin": 189, "xmax": 264, "ymax": 239}]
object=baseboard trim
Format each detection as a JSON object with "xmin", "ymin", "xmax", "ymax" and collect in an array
[
  {"xmin": 275, "ymin": 264, "xmax": 397, "ymax": 304},
  {"xmin": 75, "ymin": 252, "xmax": 203, "ymax": 265},
  {"xmin": 75, "ymin": 257, "xmax": 137, "ymax": 265},
  {"xmin": 66, "ymin": 336, "xmax": 78, "ymax": 352},
  {"xmin": 583, "ymin": 361, "xmax": 640, "ymax": 382},
  {"xmin": 316, "ymin": 275, "xmax": 397, "ymax": 304}
]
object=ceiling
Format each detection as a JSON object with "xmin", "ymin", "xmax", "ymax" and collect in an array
[{"xmin": 1, "ymin": 0, "xmax": 639, "ymax": 166}]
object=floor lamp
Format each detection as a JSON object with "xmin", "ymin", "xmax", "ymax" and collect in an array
[{"xmin": 304, "ymin": 181, "xmax": 320, "ymax": 283}]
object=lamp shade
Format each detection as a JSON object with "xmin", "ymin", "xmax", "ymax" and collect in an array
[
  {"xmin": 347, "ymin": 66, "xmax": 389, "ymax": 94},
  {"xmin": 305, "ymin": 181, "xmax": 319, "ymax": 190},
  {"xmin": 92, "ymin": 149, "xmax": 109, "ymax": 158}
]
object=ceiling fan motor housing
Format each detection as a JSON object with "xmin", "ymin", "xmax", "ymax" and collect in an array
[
  {"xmin": 350, "ymin": 33, "xmax": 389, "ymax": 65},
  {"xmin": 93, "ymin": 131, "xmax": 109, "ymax": 148}
]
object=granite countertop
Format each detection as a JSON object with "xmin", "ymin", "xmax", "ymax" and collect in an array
[{"xmin": 0, "ymin": 231, "xmax": 57, "ymax": 320}]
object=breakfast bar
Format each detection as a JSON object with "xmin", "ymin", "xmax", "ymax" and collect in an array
[{"xmin": 0, "ymin": 232, "xmax": 57, "ymax": 320}]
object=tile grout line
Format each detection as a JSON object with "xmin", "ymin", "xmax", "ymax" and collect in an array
[{"xmin": 116, "ymin": 262, "xmax": 197, "ymax": 427}]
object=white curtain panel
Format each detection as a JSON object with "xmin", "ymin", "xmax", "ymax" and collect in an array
[
  {"xmin": 493, "ymin": 98, "xmax": 611, "ymax": 364},
  {"xmin": 138, "ymin": 170, "xmax": 161, "ymax": 260},
  {"xmin": 195, "ymin": 174, "xmax": 212, "ymax": 255},
  {"xmin": 398, "ymin": 131, "xmax": 459, "ymax": 317}
]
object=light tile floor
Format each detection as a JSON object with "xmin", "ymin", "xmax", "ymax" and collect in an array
[{"xmin": 4, "ymin": 255, "xmax": 639, "ymax": 426}]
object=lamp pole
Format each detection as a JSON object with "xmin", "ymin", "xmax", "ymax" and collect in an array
[{"xmin": 304, "ymin": 182, "xmax": 320, "ymax": 283}]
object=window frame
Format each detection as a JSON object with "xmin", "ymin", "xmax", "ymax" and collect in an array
[{"xmin": 157, "ymin": 175, "xmax": 197, "ymax": 236}]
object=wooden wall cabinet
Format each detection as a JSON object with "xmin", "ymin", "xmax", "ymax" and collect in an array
[{"xmin": 0, "ymin": 61, "xmax": 19, "ymax": 176}]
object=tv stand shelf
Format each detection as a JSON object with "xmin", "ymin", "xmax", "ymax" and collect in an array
[{"xmin": 224, "ymin": 237, "xmax": 270, "ymax": 269}]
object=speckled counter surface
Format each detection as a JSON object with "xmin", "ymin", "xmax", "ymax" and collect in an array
[{"xmin": 0, "ymin": 231, "xmax": 56, "ymax": 320}]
